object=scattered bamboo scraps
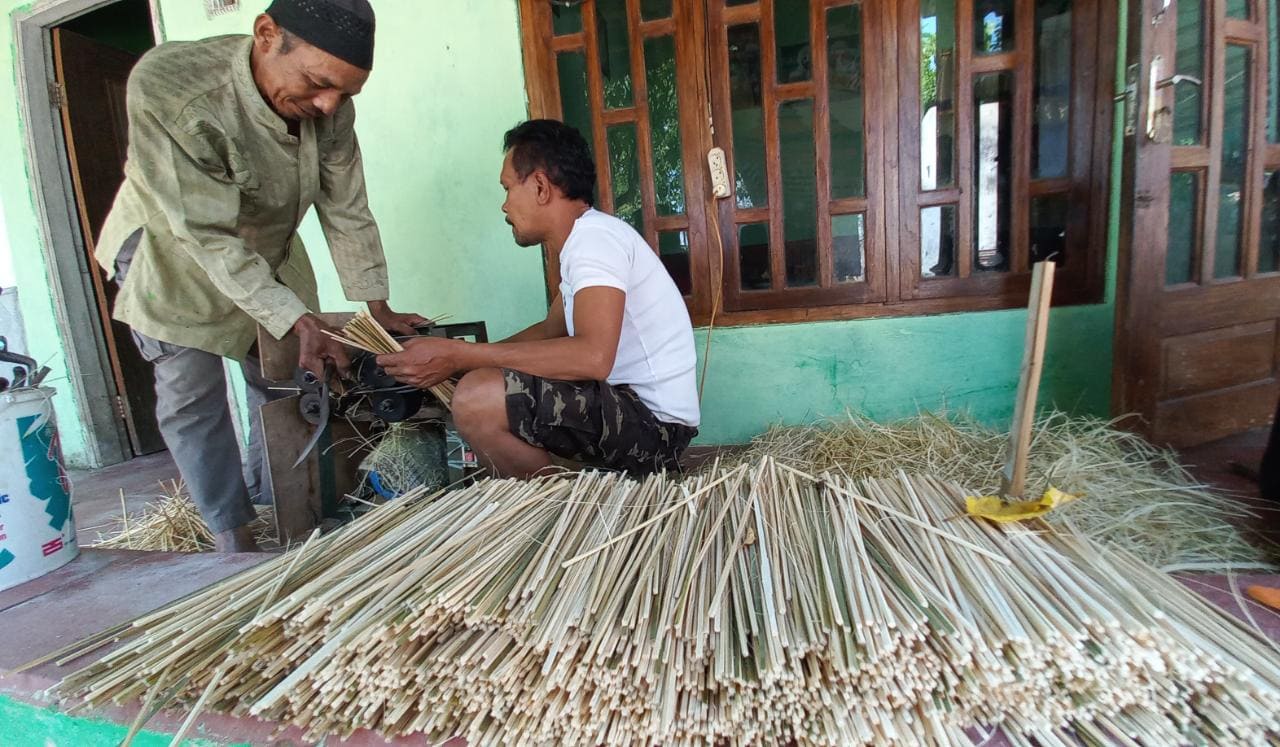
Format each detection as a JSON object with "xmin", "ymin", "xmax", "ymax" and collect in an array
[
  {"xmin": 89, "ymin": 481, "xmax": 275, "ymax": 553},
  {"xmin": 56, "ymin": 462, "xmax": 1280, "ymax": 745},
  {"xmin": 325, "ymin": 310, "xmax": 456, "ymax": 407}
]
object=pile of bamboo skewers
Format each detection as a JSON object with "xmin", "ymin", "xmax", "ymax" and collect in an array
[
  {"xmin": 51, "ymin": 460, "xmax": 1280, "ymax": 745},
  {"xmin": 324, "ymin": 310, "xmax": 457, "ymax": 407}
]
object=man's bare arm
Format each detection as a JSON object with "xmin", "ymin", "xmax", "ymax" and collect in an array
[{"xmin": 378, "ymin": 288, "xmax": 621, "ymax": 386}]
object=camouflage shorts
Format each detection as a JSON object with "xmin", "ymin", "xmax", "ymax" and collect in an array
[{"xmin": 503, "ymin": 369, "xmax": 697, "ymax": 476}]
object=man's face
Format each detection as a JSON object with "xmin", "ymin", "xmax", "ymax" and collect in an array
[
  {"xmin": 500, "ymin": 150, "xmax": 543, "ymax": 247},
  {"xmin": 254, "ymin": 20, "xmax": 369, "ymax": 121}
]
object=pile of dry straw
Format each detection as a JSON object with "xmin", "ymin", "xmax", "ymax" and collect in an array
[
  {"xmin": 90, "ymin": 481, "xmax": 275, "ymax": 553},
  {"xmin": 723, "ymin": 410, "xmax": 1277, "ymax": 572}
]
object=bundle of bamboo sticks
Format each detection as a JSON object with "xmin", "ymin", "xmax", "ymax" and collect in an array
[
  {"xmin": 52, "ymin": 461, "xmax": 1280, "ymax": 745},
  {"xmin": 325, "ymin": 310, "xmax": 457, "ymax": 407}
]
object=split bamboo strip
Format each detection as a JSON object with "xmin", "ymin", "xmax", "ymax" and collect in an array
[{"xmin": 54, "ymin": 463, "xmax": 1280, "ymax": 745}]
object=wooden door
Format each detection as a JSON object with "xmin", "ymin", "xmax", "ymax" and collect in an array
[
  {"xmin": 52, "ymin": 28, "xmax": 163, "ymax": 456},
  {"xmin": 1117, "ymin": 0, "xmax": 1280, "ymax": 448}
]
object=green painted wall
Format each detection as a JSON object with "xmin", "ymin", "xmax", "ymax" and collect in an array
[
  {"xmin": 0, "ymin": 0, "xmax": 1122, "ymax": 465},
  {"xmin": 1, "ymin": 0, "xmax": 87, "ymax": 462},
  {"xmin": 0, "ymin": 694, "xmax": 238, "ymax": 746}
]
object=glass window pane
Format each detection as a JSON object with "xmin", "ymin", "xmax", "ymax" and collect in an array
[
  {"xmin": 658, "ymin": 230, "xmax": 692, "ymax": 294},
  {"xmin": 776, "ymin": 0, "xmax": 812, "ymax": 83},
  {"xmin": 552, "ymin": 3, "xmax": 583, "ymax": 35},
  {"xmin": 729, "ymin": 24, "xmax": 768, "ymax": 209},
  {"xmin": 921, "ymin": 205, "xmax": 958, "ymax": 278},
  {"xmin": 974, "ymin": 72, "xmax": 1014, "ymax": 272},
  {"xmin": 597, "ymin": 0, "xmax": 634, "ymax": 109},
  {"xmin": 640, "ymin": 0, "xmax": 672, "ymax": 21},
  {"xmin": 1263, "ymin": 171, "xmax": 1280, "ymax": 273},
  {"xmin": 1032, "ymin": 0, "xmax": 1071, "ymax": 178},
  {"xmin": 921, "ymin": 0, "xmax": 957, "ymax": 189},
  {"xmin": 557, "ymin": 52, "xmax": 596, "ymax": 158},
  {"xmin": 608, "ymin": 124, "xmax": 643, "ymax": 235},
  {"xmin": 1216, "ymin": 45, "xmax": 1250, "ymax": 279},
  {"xmin": 975, "ymin": 0, "xmax": 1014, "ymax": 54},
  {"xmin": 645, "ymin": 36, "xmax": 686, "ymax": 215},
  {"xmin": 1166, "ymin": 171, "xmax": 1200, "ymax": 285},
  {"xmin": 1030, "ymin": 194, "xmax": 1069, "ymax": 264},
  {"xmin": 832, "ymin": 213, "xmax": 865, "ymax": 282},
  {"xmin": 780, "ymin": 100, "xmax": 817, "ymax": 287},
  {"xmin": 739, "ymin": 222, "xmax": 771, "ymax": 290},
  {"xmin": 828, "ymin": 4, "xmax": 865, "ymax": 198},
  {"xmin": 1173, "ymin": 0, "xmax": 1204, "ymax": 146},
  {"xmin": 1227, "ymin": 0, "xmax": 1249, "ymax": 18},
  {"xmin": 1270, "ymin": 0, "xmax": 1280, "ymax": 142}
]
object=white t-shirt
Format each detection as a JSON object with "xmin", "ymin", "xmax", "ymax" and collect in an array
[{"xmin": 559, "ymin": 209, "xmax": 700, "ymax": 427}]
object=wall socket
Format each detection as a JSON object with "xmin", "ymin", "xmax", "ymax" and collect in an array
[{"xmin": 707, "ymin": 147, "xmax": 731, "ymax": 199}]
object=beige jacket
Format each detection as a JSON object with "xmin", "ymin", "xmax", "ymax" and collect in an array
[{"xmin": 96, "ymin": 35, "xmax": 389, "ymax": 359}]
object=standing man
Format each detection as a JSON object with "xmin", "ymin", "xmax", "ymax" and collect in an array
[{"xmin": 96, "ymin": 0, "xmax": 424, "ymax": 552}]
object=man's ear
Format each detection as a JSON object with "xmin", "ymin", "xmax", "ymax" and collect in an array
[
  {"xmin": 533, "ymin": 171, "xmax": 556, "ymax": 206},
  {"xmin": 253, "ymin": 14, "xmax": 281, "ymax": 52}
]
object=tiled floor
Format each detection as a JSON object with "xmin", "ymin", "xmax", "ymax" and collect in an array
[{"xmin": 1176, "ymin": 427, "xmax": 1280, "ymax": 548}]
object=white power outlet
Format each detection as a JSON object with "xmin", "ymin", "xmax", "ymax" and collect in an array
[{"xmin": 707, "ymin": 147, "xmax": 731, "ymax": 199}]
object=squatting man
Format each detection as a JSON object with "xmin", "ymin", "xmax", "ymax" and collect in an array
[{"xmin": 378, "ymin": 120, "xmax": 701, "ymax": 478}]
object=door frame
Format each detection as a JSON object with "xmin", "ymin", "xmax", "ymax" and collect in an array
[
  {"xmin": 1112, "ymin": 0, "xmax": 1152, "ymax": 426},
  {"xmin": 12, "ymin": 0, "xmax": 163, "ymax": 467}
]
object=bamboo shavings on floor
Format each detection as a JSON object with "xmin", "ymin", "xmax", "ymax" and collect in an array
[
  {"xmin": 89, "ymin": 481, "xmax": 275, "ymax": 553},
  {"xmin": 325, "ymin": 310, "xmax": 457, "ymax": 408},
  {"xmin": 56, "ymin": 462, "xmax": 1280, "ymax": 746},
  {"xmin": 726, "ymin": 410, "xmax": 1277, "ymax": 572}
]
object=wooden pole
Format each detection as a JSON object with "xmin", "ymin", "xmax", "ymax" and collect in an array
[{"xmin": 1001, "ymin": 260, "xmax": 1056, "ymax": 498}]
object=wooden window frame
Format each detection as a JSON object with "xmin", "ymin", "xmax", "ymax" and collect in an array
[{"xmin": 518, "ymin": 0, "xmax": 1116, "ymax": 327}]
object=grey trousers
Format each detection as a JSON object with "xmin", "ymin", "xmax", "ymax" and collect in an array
[{"xmin": 116, "ymin": 232, "xmax": 288, "ymax": 532}]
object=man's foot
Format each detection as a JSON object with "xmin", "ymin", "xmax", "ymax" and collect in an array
[{"xmin": 214, "ymin": 525, "xmax": 260, "ymax": 553}]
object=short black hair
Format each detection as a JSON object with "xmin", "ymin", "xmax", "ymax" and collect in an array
[{"xmin": 502, "ymin": 119, "xmax": 596, "ymax": 206}]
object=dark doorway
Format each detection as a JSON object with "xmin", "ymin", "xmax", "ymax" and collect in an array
[{"xmin": 52, "ymin": 0, "xmax": 164, "ymax": 457}]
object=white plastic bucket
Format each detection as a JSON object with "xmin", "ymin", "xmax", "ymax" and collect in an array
[{"xmin": 0, "ymin": 387, "xmax": 78, "ymax": 592}]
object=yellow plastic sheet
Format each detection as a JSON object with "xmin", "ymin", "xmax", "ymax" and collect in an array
[{"xmin": 965, "ymin": 487, "xmax": 1078, "ymax": 523}]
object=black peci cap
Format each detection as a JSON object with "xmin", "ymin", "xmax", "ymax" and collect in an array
[{"xmin": 265, "ymin": 0, "xmax": 376, "ymax": 71}]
